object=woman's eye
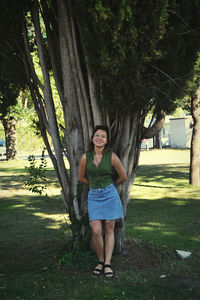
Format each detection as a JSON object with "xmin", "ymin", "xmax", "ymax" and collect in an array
[{"xmin": 94, "ymin": 133, "xmax": 106, "ymax": 139}]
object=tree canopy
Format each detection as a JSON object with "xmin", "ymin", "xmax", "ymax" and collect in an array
[{"xmin": 74, "ymin": 1, "xmax": 200, "ymax": 114}]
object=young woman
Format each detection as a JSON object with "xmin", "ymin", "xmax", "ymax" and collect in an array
[{"xmin": 78, "ymin": 125, "xmax": 127, "ymax": 278}]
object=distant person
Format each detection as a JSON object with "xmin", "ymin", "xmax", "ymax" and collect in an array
[{"xmin": 78, "ymin": 125, "xmax": 127, "ymax": 278}]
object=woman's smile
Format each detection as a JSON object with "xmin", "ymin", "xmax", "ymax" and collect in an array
[{"xmin": 93, "ymin": 130, "xmax": 107, "ymax": 148}]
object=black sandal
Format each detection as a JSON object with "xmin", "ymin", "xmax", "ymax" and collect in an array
[
  {"xmin": 104, "ymin": 264, "xmax": 114, "ymax": 278},
  {"xmin": 93, "ymin": 261, "xmax": 104, "ymax": 276}
]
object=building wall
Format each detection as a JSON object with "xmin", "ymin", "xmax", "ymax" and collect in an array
[{"xmin": 170, "ymin": 117, "xmax": 192, "ymax": 148}]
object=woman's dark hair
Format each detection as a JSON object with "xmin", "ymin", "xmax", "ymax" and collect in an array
[{"xmin": 90, "ymin": 125, "xmax": 110, "ymax": 152}]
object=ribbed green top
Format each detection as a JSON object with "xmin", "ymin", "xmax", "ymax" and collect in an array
[{"xmin": 86, "ymin": 150, "xmax": 113, "ymax": 188}]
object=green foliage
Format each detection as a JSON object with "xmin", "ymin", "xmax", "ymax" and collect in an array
[
  {"xmin": 153, "ymin": 1, "xmax": 200, "ymax": 113},
  {"xmin": 0, "ymin": 0, "xmax": 31, "ymax": 119},
  {"xmin": 0, "ymin": 40, "xmax": 27, "ymax": 119},
  {"xmin": 1, "ymin": 0, "xmax": 200, "ymax": 124},
  {"xmin": 17, "ymin": 122, "xmax": 45, "ymax": 153},
  {"xmin": 75, "ymin": 1, "xmax": 168, "ymax": 111},
  {"xmin": 0, "ymin": 0, "xmax": 200, "ymax": 122},
  {"xmin": 183, "ymin": 52, "xmax": 200, "ymax": 102},
  {"xmin": 74, "ymin": 0, "xmax": 200, "ymax": 115},
  {"xmin": 0, "ymin": 81, "xmax": 20, "ymax": 119},
  {"xmin": 25, "ymin": 149, "xmax": 47, "ymax": 195}
]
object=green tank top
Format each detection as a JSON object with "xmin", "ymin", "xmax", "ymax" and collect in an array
[{"xmin": 86, "ymin": 150, "xmax": 113, "ymax": 188}]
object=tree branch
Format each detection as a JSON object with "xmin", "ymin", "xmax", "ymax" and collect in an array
[{"xmin": 141, "ymin": 111, "xmax": 166, "ymax": 139}]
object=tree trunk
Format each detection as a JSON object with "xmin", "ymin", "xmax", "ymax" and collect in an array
[
  {"xmin": 189, "ymin": 92, "xmax": 200, "ymax": 186},
  {"xmin": 20, "ymin": 0, "xmax": 166, "ymax": 253},
  {"xmin": 113, "ymin": 110, "xmax": 165, "ymax": 253},
  {"xmin": 154, "ymin": 133, "xmax": 162, "ymax": 149},
  {"xmin": 2, "ymin": 117, "xmax": 18, "ymax": 160}
]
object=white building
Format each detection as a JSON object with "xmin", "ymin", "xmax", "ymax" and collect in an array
[
  {"xmin": 169, "ymin": 116, "xmax": 193, "ymax": 148},
  {"xmin": 141, "ymin": 115, "xmax": 193, "ymax": 149}
]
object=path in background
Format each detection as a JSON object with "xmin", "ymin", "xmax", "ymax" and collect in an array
[{"xmin": 139, "ymin": 149, "xmax": 190, "ymax": 165}]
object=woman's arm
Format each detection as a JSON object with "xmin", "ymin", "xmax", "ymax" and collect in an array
[
  {"xmin": 111, "ymin": 153, "xmax": 127, "ymax": 186},
  {"xmin": 78, "ymin": 153, "xmax": 89, "ymax": 186}
]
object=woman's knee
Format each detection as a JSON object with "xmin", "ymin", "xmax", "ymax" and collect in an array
[
  {"xmin": 104, "ymin": 221, "xmax": 115, "ymax": 236},
  {"xmin": 92, "ymin": 227, "xmax": 102, "ymax": 238},
  {"xmin": 91, "ymin": 221, "xmax": 102, "ymax": 238}
]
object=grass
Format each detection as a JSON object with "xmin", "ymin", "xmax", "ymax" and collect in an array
[
  {"xmin": 128, "ymin": 164, "xmax": 199, "ymax": 250},
  {"xmin": 0, "ymin": 152, "xmax": 200, "ymax": 300}
]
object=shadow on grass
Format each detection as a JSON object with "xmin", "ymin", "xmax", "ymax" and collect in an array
[
  {"xmin": 126, "ymin": 193, "xmax": 200, "ymax": 252},
  {"xmin": 134, "ymin": 183, "xmax": 174, "ymax": 188},
  {"xmin": 0, "ymin": 194, "xmax": 71, "ymax": 247},
  {"xmin": 137, "ymin": 164, "xmax": 189, "ymax": 186},
  {"xmin": 0, "ymin": 167, "xmax": 64, "ymax": 190}
]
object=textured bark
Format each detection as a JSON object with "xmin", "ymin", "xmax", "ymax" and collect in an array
[
  {"xmin": 190, "ymin": 91, "xmax": 200, "ymax": 186},
  {"xmin": 113, "ymin": 111, "xmax": 142, "ymax": 253},
  {"xmin": 56, "ymin": 0, "xmax": 87, "ymax": 229},
  {"xmin": 32, "ymin": 2, "xmax": 70, "ymax": 203},
  {"xmin": 2, "ymin": 118, "xmax": 18, "ymax": 160}
]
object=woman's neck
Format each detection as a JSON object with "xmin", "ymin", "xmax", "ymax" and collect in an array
[{"xmin": 94, "ymin": 146, "xmax": 104, "ymax": 155}]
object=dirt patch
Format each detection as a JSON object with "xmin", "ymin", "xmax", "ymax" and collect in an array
[
  {"xmin": 1, "ymin": 240, "xmax": 159, "ymax": 274},
  {"xmin": 113, "ymin": 241, "xmax": 158, "ymax": 271}
]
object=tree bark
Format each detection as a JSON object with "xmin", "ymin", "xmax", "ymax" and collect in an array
[
  {"xmin": 2, "ymin": 117, "xmax": 18, "ymax": 160},
  {"xmin": 189, "ymin": 92, "xmax": 200, "ymax": 186}
]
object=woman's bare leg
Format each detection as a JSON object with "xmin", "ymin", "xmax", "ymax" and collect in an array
[
  {"xmin": 104, "ymin": 220, "xmax": 115, "ymax": 276},
  {"xmin": 90, "ymin": 220, "xmax": 104, "ymax": 273}
]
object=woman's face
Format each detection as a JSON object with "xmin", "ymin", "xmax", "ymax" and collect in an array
[{"xmin": 93, "ymin": 129, "xmax": 107, "ymax": 148}]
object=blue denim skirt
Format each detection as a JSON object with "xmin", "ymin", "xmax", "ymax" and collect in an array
[{"xmin": 88, "ymin": 184, "xmax": 124, "ymax": 221}]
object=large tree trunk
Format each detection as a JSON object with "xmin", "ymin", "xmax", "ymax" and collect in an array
[
  {"xmin": 113, "ymin": 110, "xmax": 165, "ymax": 253},
  {"xmin": 20, "ymin": 0, "xmax": 166, "ymax": 253},
  {"xmin": 189, "ymin": 92, "xmax": 200, "ymax": 186},
  {"xmin": 2, "ymin": 118, "xmax": 18, "ymax": 160}
]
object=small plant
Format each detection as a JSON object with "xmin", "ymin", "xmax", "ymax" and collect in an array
[
  {"xmin": 57, "ymin": 249, "xmax": 95, "ymax": 270},
  {"xmin": 25, "ymin": 149, "xmax": 47, "ymax": 195}
]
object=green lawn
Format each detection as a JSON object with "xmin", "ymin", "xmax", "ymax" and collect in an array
[{"xmin": 0, "ymin": 154, "xmax": 200, "ymax": 300}]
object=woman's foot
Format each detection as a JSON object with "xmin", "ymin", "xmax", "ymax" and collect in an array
[
  {"xmin": 104, "ymin": 264, "xmax": 114, "ymax": 278},
  {"xmin": 93, "ymin": 261, "xmax": 104, "ymax": 275}
]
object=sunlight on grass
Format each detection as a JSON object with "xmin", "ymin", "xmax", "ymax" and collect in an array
[
  {"xmin": 172, "ymin": 200, "xmax": 189, "ymax": 205},
  {"xmin": 9, "ymin": 204, "xmax": 26, "ymax": 209},
  {"xmin": 189, "ymin": 236, "xmax": 200, "ymax": 242},
  {"xmin": 0, "ymin": 189, "xmax": 60, "ymax": 199},
  {"xmin": 33, "ymin": 212, "xmax": 70, "ymax": 228},
  {"xmin": 135, "ymin": 226, "xmax": 160, "ymax": 231},
  {"xmin": 162, "ymin": 231, "xmax": 176, "ymax": 236},
  {"xmin": 147, "ymin": 222, "xmax": 165, "ymax": 227},
  {"xmin": 139, "ymin": 149, "xmax": 190, "ymax": 165},
  {"xmin": 134, "ymin": 226, "xmax": 176, "ymax": 237}
]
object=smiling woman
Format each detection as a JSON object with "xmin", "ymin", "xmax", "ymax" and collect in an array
[
  {"xmin": 93, "ymin": 130, "xmax": 107, "ymax": 150},
  {"xmin": 78, "ymin": 125, "xmax": 127, "ymax": 277}
]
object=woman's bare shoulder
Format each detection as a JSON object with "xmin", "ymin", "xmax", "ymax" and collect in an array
[
  {"xmin": 81, "ymin": 153, "xmax": 86, "ymax": 161},
  {"xmin": 111, "ymin": 152, "xmax": 120, "ymax": 164}
]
